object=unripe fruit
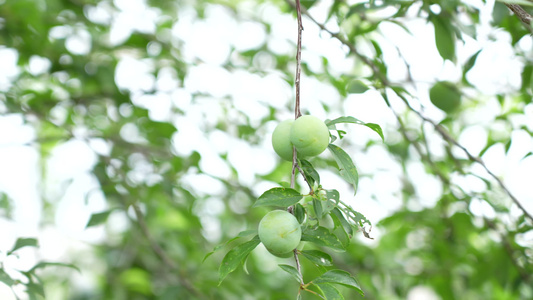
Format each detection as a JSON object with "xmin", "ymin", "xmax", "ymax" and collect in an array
[
  {"xmin": 258, "ymin": 210, "xmax": 302, "ymax": 257},
  {"xmin": 290, "ymin": 115, "xmax": 330, "ymax": 157},
  {"xmin": 271, "ymin": 120, "xmax": 295, "ymax": 161}
]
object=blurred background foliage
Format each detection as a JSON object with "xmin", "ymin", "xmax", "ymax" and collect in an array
[{"xmin": 0, "ymin": 0, "xmax": 532, "ymax": 299}]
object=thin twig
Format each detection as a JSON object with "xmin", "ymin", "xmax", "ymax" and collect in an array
[
  {"xmin": 294, "ymin": 0, "xmax": 303, "ymax": 120},
  {"xmin": 285, "ymin": 0, "xmax": 390, "ymax": 86},
  {"xmin": 294, "ymin": 249, "xmax": 303, "ymax": 283}
]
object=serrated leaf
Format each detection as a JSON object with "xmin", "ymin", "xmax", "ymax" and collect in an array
[
  {"xmin": 86, "ymin": 211, "xmax": 112, "ymax": 228},
  {"xmin": 253, "ymin": 188, "xmax": 302, "ymax": 208},
  {"xmin": 346, "ymin": 80, "xmax": 369, "ymax": 94},
  {"xmin": 8, "ymin": 238, "xmax": 38, "ymax": 255},
  {"xmin": 29, "ymin": 262, "xmax": 80, "ymax": 273},
  {"xmin": 313, "ymin": 270, "xmax": 364, "ymax": 296},
  {"xmin": 301, "ymin": 226, "xmax": 345, "ymax": 251},
  {"xmin": 278, "ymin": 264, "xmax": 302, "ymax": 283},
  {"xmin": 315, "ymin": 283, "xmax": 344, "ymax": 300},
  {"xmin": 300, "ymin": 159, "xmax": 320, "ymax": 187},
  {"xmin": 218, "ymin": 236, "xmax": 261, "ymax": 285},
  {"xmin": 325, "ymin": 116, "xmax": 384, "ymax": 141},
  {"xmin": 0, "ymin": 269, "xmax": 15, "ymax": 286},
  {"xmin": 327, "ymin": 145, "xmax": 358, "ymax": 194},
  {"xmin": 300, "ymin": 250, "xmax": 333, "ymax": 266},
  {"xmin": 204, "ymin": 230, "xmax": 258, "ymax": 262}
]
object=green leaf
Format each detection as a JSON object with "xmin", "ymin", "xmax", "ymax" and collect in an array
[
  {"xmin": 363, "ymin": 123, "xmax": 384, "ymax": 142},
  {"xmin": 431, "ymin": 14, "xmax": 456, "ymax": 61},
  {"xmin": 322, "ymin": 199, "xmax": 337, "ymax": 215},
  {"xmin": 331, "ymin": 208, "xmax": 354, "ymax": 238},
  {"xmin": 325, "ymin": 190, "xmax": 340, "ymax": 205},
  {"xmin": 0, "ymin": 269, "xmax": 15, "ymax": 286},
  {"xmin": 301, "ymin": 226, "xmax": 345, "ymax": 251},
  {"xmin": 300, "ymin": 250, "xmax": 333, "ymax": 266},
  {"xmin": 218, "ymin": 236, "xmax": 261, "ymax": 285},
  {"xmin": 294, "ymin": 203, "xmax": 306, "ymax": 224},
  {"xmin": 278, "ymin": 264, "xmax": 302, "ymax": 283},
  {"xmin": 86, "ymin": 210, "xmax": 113, "ymax": 228},
  {"xmin": 253, "ymin": 188, "xmax": 303, "ymax": 208},
  {"xmin": 346, "ymin": 3, "xmax": 366, "ymax": 18},
  {"xmin": 204, "ymin": 230, "xmax": 258, "ymax": 262},
  {"xmin": 463, "ymin": 50, "xmax": 481, "ymax": 78},
  {"xmin": 300, "ymin": 159, "xmax": 320, "ymax": 187},
  {"xmin": 26, "ymin": 282, "xmax": 45, "ymax": 298},
  {"xmin": 346, "ymin": 80, "xmax": 369, "ymax": 94},
  {"xmin": 8, "ymin": 238, "xmax": 38, "ymax": 255},
  {"xmin": 315, "ymin": 283, "xmax": 344, "ymax": 300},
  {"xmin": 429, "ymin": 81, "xmax": 461, "ymax": 113},
  {"xmin": 326, "ymin": 116, "xmax": 365, "ymax": 127},
  {"xmin": 326, "ymin": 116, "xmax": 384, "ymax": 141},
  {"xmin": 312, "ymin": 270, "xmax": 364, "ymax": 296},
  {"xmin": 327, "ymin": 145, "xmax": 359, "ymax": 194},
  {"xmin": 29, "ymin": 262, "xmax": 80, "ymax": 273},
  {"xmin": 344, "ymin": 206, "xmax": 372, "ymax": 228},
  {"xmin": 313, "ymin": 197, "xmax": 323, "ymax": 219}
]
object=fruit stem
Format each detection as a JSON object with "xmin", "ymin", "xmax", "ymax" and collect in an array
[
  {"xmin": 290, "ymin": 0, "xmax": 304, "ymax": 290},
  {"xmin": 294, "ymin": 0, "xmax": 303, "ymax": 121}
]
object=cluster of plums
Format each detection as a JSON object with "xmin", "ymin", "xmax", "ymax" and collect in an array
[
  {"xmin": 258, "ymin": 116, "xmax": 330, "ymax": 257},
  {"xmin": 271, "ymin": 115, "xmax": 330, "ymax": 161}
]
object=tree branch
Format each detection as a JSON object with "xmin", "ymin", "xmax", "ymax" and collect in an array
[
  {"xmin": 290, "ymin": 0, "xmax": 304, "ymax": 287},
  {"xmin": 505, "ymin": 3, "xmax": 533, "ymax": 29},
  {"xmin": 397, "ymin": 94, "xmax": 533, "ymax": 223},
  {"xmin": 290, "ymin": 1, "xmax": 533, "ymax": 224}
]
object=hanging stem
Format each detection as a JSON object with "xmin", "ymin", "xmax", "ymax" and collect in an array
[
  {"xmin": 294, "ymin": 0, "xmax": 303, "ymax": 120},
  {"xmin": 291, "ymin": 0, "xmax": 304, "ymax": 282}
]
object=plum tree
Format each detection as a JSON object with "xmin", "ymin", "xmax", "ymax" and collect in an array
[
  {"xmin": 290, "ymin": 115, "xmax": 330, "ymax": 157},
  {"xmin": 271, "ymin": 119, "xmax": 295, "ymax": 161},
  {"xmin": 258, "ymin": 210, "xmax": 302, "ymax": 257}
]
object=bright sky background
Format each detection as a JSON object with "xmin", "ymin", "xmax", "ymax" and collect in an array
[{"xmin": 1, "ymin": 0, "xmax": 533, "ymax": 299}]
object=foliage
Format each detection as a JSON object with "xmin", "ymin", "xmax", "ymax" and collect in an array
[{"xmin": 1, "ymin": 0, "xmax": 532, "ymax": 299}]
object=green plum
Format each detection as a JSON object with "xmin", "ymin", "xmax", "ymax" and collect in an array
[
  {"xmin": 290, "ymin": 115, "xmax": 330, "ymax": 157},
  {"xmin": 258, "ymin": 210, "xmax": 302, "ymax": 257},
  {"xmin": 271, "ymin": 120, "xmax": 295, "ymax": 161}
]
